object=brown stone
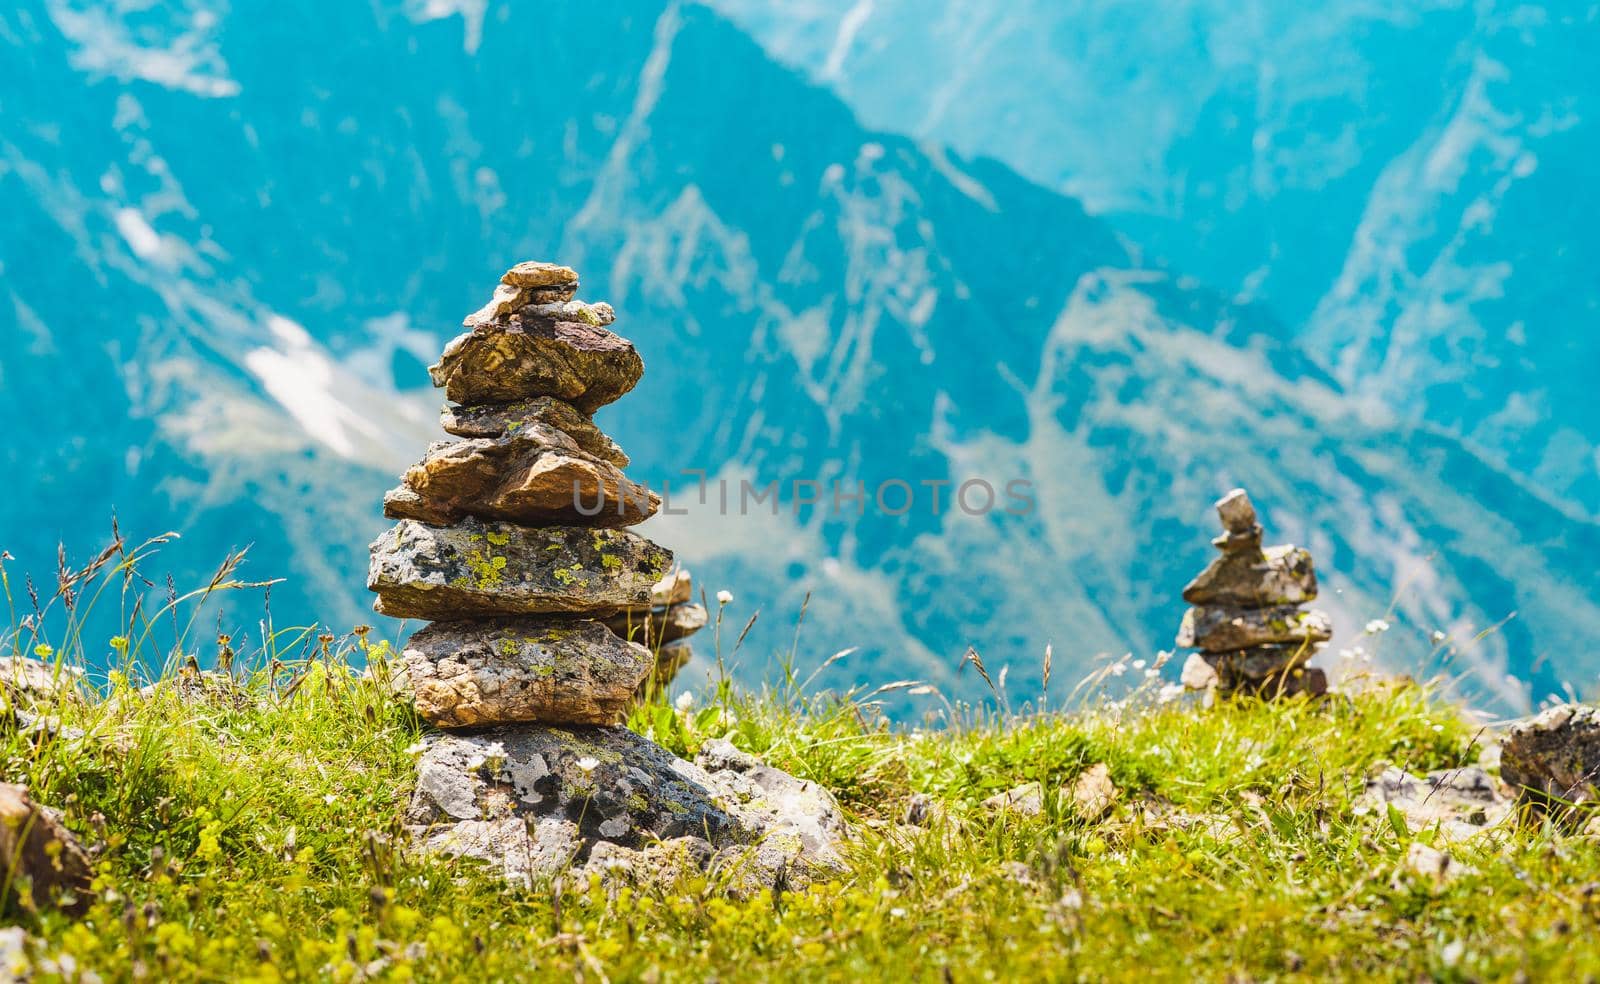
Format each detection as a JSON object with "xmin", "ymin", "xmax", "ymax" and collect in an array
[
  {"xmin": 383, "ymin": 485, "xmax": 456, "ymax": 526},
  {"xmin": 394, "ymin": 429, "xmax": 657, "ymax": 528},
  {"xmin": 1176, "ymin": 604, "xmax": 1331, "ymax": 652},
  {"xmin": 429, "ymin": 316, "xmax": 642, "ymax": 412},
  {"xmin": 0, "ymin": 784, "xmax": 91, "ymax": 914},
  {"xmin": 368, "ymin": 518, "xmax": 673, "ymax": 621},
  {"xmin": 605, "ymin": 603, "xmax": 708, "ymax": 650},
  {"xmin": 649, "ymin": 567, "xmax": 694, "ymax": 607},
  {"xmin": 401, "ymin": 618, "xmax": 651, "ymax": 728},
  {"xmin": 1500, "ymin": 704, "xmax": 1600, "ymax": 812},
  {"xmin": 441, "ymin": 396, "xmax": 629, "ymax": 468}
]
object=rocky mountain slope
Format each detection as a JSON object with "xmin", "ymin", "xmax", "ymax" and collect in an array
[{"xmin": 1, "ymin": 0, "xmax": 1594, "ymax": 709}]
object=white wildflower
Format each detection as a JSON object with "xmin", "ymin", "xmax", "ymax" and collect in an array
[
  {"xmin": 481, "ymin": 741, "xmax": 508, "ymax": 774},
  {"xmin": 322, "ymin": 794, "xmax": 337, "ymax": 806},
  {"xmin": 675, "ymin": 690, "xmax": 694, "ymax": 712},
  {"xmin": 1430, "ymin": 630, "xmax": 1448, "ymax": 644},
  {"xmin": 1109, "ymin": 661, "xmax": 1128, "ymax": 677},
  {"xmin": 1157, "ymin": 683, "xmax": 1184, "ymax": 704},
  {"xmin": 575, "ymin": 756, "xmax": 600, "ymax": 773},
  {"xmin": 1153, "ymin": 650, "xmax": 1174, "ymax": 668},
  {"xmin": 1144, "ymin": 668, "xmax": 1159, "ymax": 679},
  {"xmin": 1365, "ymin": 618, "xmax": 1391, "ymax": 634},
  {"xmin": 1131, "ymin": 659, "xmax": 1147, "ymax": 670},
  {"xmin": 716, "ymin": 590, "xmax": 734, "ymax": 605},
  {"xmin": 403, "ymin": 742, "xmax": 427, "ymax": 756}
]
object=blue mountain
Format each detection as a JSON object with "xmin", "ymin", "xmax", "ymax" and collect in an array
[{"xmin": 2, "ymin": 0, "xmax": 1594, "ymax": 711}]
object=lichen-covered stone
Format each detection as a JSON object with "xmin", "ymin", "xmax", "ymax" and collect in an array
[
  {"xmin": 1182, "ymin": 544, "xmax": 1318, "ymax": 607},
  {"xmin": 0, "ymin": 783, "xmax": 91, "ymax": 913},
  {"xmin": 649, "ymin": 567, "xmax": 694, "ymax": 607},
  {"xmin": 402, "ymin": 618, "xmax": 651, "ymax": 727},
  {"xmin": 1500, "ymin": 704, "xmax": 1600, "ymax": 811},
  {"xmin": 367, "ymin": 518, "xmax": 672, "ymax": 620},
  {"xmin": 1176, "ymin": 604, "xmax": 1331, "ymax": 652},
  {"xmin": 441, "ymin": 396, "xmax": 629, "ymax": 468},
  {"xmin": 405, "ymin": 727, "xmax": 846, "ymax": 891},
  {"xmin": 1212, "ymin": 488, "xmax": 1264, "ymax": 552},
  {"xmin": 604, "ymin": 603, "xmax": 708, "ymax": 649},
  {"xmin": 1359, "ymin": 766, "xmax": 1510, "ymax": 840},
  {"xmin": 430, "ymin": 313, "xmax": 642, "ymax": 411},
  {"xmin": 395, "ymin": 429, "xmax": 657, "ymax": 527}
]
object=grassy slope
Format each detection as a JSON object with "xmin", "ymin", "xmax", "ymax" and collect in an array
[{"xmin": 4, "ymin": 549, "xmax": 1600, "ymax": 981}]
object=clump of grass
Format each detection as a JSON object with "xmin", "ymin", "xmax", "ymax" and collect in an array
[{"xmin": 3, "ymin": 534, "xmax": 1600, "ymax": 980}]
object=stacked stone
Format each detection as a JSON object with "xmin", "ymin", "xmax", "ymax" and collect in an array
[
  {"xmin": 367, "ymin": 261, "xmax": 844, "ymax": 891},
  {"xmin": 370, "ymin": 260, "xmax": 675, "ymax": 728},
  {"xmin": 605, "ymin": 565, "xmax": 708, "ymax": 698},
  {"xmin": 1175, "ymin": 488, "xmax": 1332, "ymax": 698}
]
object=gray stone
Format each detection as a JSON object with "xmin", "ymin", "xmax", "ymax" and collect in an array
[
  {"xmin": 1182, "ymin": 544, "xmax": 1318, "ymax": 607},
  {"xmin": 430, "ymin": 313, "xmax": 641, "ymax": 412},
  {"xmin": 401, "ymin": 618, "xmax": 652, "ymax": 728},
  {"xmin": 441, "ymin": 396, "xmax": 628, "ymax": 468},
  {"xmin": 1359, "ymin": 766, "xmax": 1510, "ymax": 839},
  {"xmin": 1176, "ymin": 604, "xmax": 1332, "ymax": 652},
  {"xmin": 367, "ymin": 518, "xmax": 672, "ymax": 621},
  {"xmin": 405, "ymin": 726, "xmax": 846, "ymax": 891},
  {"xmin": 1500, "ymin": 704, "xmax": 1600, "ymax": 811}
]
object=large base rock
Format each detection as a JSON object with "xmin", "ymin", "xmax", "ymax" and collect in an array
[
  {"xmin": 1501, "ymin": 704, "xmax": 1600, "ymax": 812},
  {"xmin": 407, "ymin": 727, "xmax": 846, "ymax": 892}
]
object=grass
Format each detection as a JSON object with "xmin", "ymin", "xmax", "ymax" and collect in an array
[{"xmin": 4, "ymin": 538, "xmax": 1600, "ymax": 981}]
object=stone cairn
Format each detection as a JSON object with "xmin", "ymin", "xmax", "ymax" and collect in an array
[
  {"xmin": 1175, "ymin": 488, "xmax": 1332, "ymax": 698},
  {"xmin": 368, "ymin": 260, "xmax": 840, "ymax": 890}
]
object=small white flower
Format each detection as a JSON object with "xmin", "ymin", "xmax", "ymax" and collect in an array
[
  {"xmin": 1430, "ymin": 630, "xmax": 1448, "ymax": 644},
  {"xmin": 1109, "ymin": 661, "xmax": 1128, "ymax": 677},
  {"xmin": 403, "ymin": 742, "xmax": 427, "ymax": 756},
  {"xmin": 1157, "ymin": 683, "xmax": 1184, "ymax": 704},
  {"xmin": 1131, "ymin": 659, "xmax": 1147, "ymax": 670},
  {"xmin": 575, "ymin": 756, "xmax": 600, "ymax": 773},
  {"xmin": 889, "ymin": 907, "xmax": 907, "ymax": 918},
  {"xmin": 322, "ymin": 794, "xmax": 337, "ymax": 805},
  {"xmin": 716, "ymin": 589, "xmax": 734, "ymax": 605},
  {"xmin": 1365, "ymin": 618, "xmax": 1391, "ymax": 634},
  {"xmin": 1154, "ymin": 650, "xmax": 1174, "ymax": 668},
  {"xmin": 1339, "ymin": 645, "xmax": 1367, "ymax": 661},
  {"xmin": 1143, "ymin": 668, "xmax": 1159, "ymax": 679},
  {"xmin": 675, "ymin": 690, "xmax": 694, "ymax": 712},
  {"xmin": 481, "ymin": 741, "xmax": 508, "ymax": 773}
]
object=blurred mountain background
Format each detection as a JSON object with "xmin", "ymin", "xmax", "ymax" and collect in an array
[{"xmin": 2, "ymin": 0, "xmax": 1595, "ymax": 712}]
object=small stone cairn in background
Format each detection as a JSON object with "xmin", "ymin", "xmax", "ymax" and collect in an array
[
  {"xmin": 368, "ymin": 260, "xmax": 838, "ymax": 890},
  {"xmin": 1176, "ymin": 488, "xmax": 1331, "ymax": 698}
]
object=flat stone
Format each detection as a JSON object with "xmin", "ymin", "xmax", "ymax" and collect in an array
[
  {"xmin": 430, "ymin": 315, "xmax": 642, "ymax": 412},
  {"xmin": 1182, "ymin": 544, "xmax": 1318, "ymax": 607},
  {"xmin": 406, "ymin": 726, "xmax": 846, "ymax": 891},
  {"xmin": 382, "ymin": 485, "xmax": 456, "ymax": 526},
  {"xmin": 395, "ymin": 429, "xmax": 656, "ymax": 528},
  {"xmin": 501, "ymin": 261, "xmax": 578, "ymax": 289},
  {"xmin": 1177, "ymin": 604, "xmax": 1332, "ymax": 652},
  {"xmin": 463, "ymin": 283, "xmax": 528, "ymax": 329},
  {"xmin": 401, "ymin": 618, "xmax": 652, "ymax": 728},
  {"xmin": 650, "ymin": 566, "xmax": 694, "ymax": 607},
  {"xmin": 368, "ymin": 518, "xmax": 672, "ymax": 621},
  {"xmin": 604, "ymin": 603, "xmax": 708, "ymax": 649},
  {"xmin": 0, "ymin": 783, "xmax": 91, "ymax": 913},
  {"xmin": 0, "ymin": 657, "xmax": 82, "ymax": 704},
  {"xmin": 637, "ymin": 640, "xmax": 694, "ymax": 699},
  {"xmin": 1500, "ymin": 704, "xmax": 1600, "ymax": 812},
  {"xmin": 441, "ymin": 396, "xmax": 629, "ymax": 468}
]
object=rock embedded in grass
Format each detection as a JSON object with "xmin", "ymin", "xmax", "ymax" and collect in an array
[
  {"xmin": 0, "ymin": 783, "xmax": 92, "ymax": 913},
  {"xmin": 406, "ymin": 726, "xmax": 846, "ymax": 891},
  {"xmin": 401, "ymin": 618, "xmax": 651, "ymax": 727},
  {"xmin": 1500, "ymin": 704, "xmax": 1600, "ymax": 813},
  {"xmin": 367, "ymin": 518, "xmax": 672, "ymax": 620}
]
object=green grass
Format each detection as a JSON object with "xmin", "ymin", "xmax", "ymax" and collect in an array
[{"xmin": 4, "ymin": 542, "xmax": 1600, "ymax": 981}]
